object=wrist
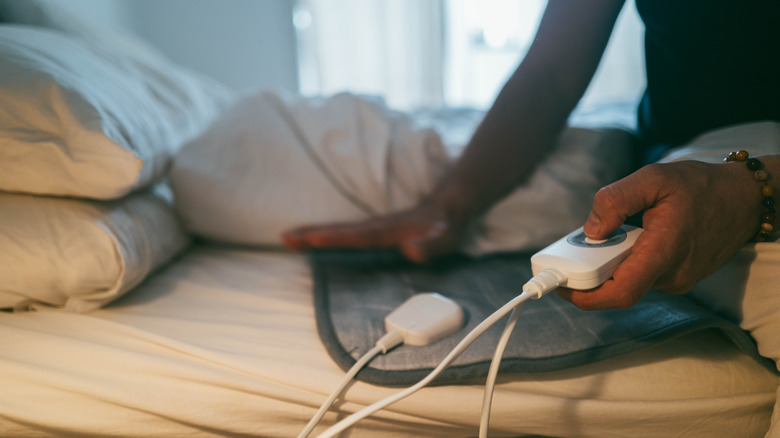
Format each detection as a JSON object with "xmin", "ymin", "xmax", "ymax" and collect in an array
[
  {"xmin": 723, "ymin": 151, "xmax": 778, "ymax": 242},
  {"xmin": 425, "ymin": 174, "xmax": 504, "ymax": 234}
]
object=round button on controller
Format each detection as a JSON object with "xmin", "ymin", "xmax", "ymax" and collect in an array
[
  {"xmin": 568, "ymin": 228, "xmax": 628, "ymax": 248},
  {"xmin": 584, "ymin": 237, "xmax": 608, "ymax": 245}
]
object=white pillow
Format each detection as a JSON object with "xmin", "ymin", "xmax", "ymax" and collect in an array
[
  {"xmin": 0, "ymin": 186, "xmax": 190, "ymax": 312},
  {"xmin": 0, "ymin": 24, "xmax": 233, "ymax": 199},
  {"xmin": 658, "ymin": 121, "xmax": 780, "ymax": 436}
]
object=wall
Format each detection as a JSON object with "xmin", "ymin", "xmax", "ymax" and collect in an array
[
  {"xmin": 132, "ymin": 0, "xmax": 298, "ymax": 93},
  {"xmin": 63, "ymin": 0, "xmax": 299, "ymax": 93}
]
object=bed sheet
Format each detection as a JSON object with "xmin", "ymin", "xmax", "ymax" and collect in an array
[{"xmin": 0, "ymin": 245, "xmax": 777, "ymax": 438}]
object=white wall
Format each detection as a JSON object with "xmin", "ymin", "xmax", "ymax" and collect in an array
[
  {"xmin": 132, "ymin": 0, "xmax": 299, "ymax": 93},
  {"xmin": 61, "ymin": 0, "xmax": 299, "ymax": 93}
]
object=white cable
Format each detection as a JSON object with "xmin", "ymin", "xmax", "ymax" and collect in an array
[
  {"xmin": 313, "ymin": 268, "xmax": 565, "ymax": 438},
  {"xmin": 479, "ymin": 268, "xmax": 566, "ymax": 437},
  {"xmin": 478, "ymin": 305, "xmax": 522, "ymax": 438},
  {"xmin": 298, "ymin": 330, "xmax": 404, "ymax": 438}
]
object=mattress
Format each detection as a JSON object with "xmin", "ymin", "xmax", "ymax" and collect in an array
[{"xmin": 1, "ymin": 245, "xmax": 776, "ymax": 437}]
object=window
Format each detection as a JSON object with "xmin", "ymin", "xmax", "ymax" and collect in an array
[{"xmin": 294, "ymin": 0, "xmax": 644, "ymax": 113}]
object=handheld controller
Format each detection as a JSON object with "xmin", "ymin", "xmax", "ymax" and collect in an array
[{"xmin": 530, "ymin": 225, "xmax": 643, "ymax": 290}]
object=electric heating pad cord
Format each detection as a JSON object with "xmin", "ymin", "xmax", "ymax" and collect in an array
[{"xmin": 300, "ymin": 268, "xmax": 566, "ymax": 438}]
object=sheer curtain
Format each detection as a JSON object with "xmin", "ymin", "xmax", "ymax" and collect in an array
[
  {"xmin": 294, "ymin": 0, "xmax": 645, "ymax": 113},
  {"xmin": 294, "ymin": 0, "xmax": 444, "ymax": 110}
]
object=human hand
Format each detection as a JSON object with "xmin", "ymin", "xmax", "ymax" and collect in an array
[
  {"xmin": 282, "ymin": 202, "xmax": 466, "ymax": 264},
  {"xmin": 557, "ymin": 160, "xmax": 764, "ymax": 310}
]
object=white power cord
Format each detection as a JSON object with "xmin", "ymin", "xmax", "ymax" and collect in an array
[
  {"xmin": 313, "ymin": 268, "xmax": 566, "ymax": 438},
  {"xmin": 479, "ymin": 268, "xmax": 567, "ymax": 437},
  {"xmin": 299, "ymin": 293, "xmax": 464, "ymax": 438},
  {"xmin": 298, "ymin": 330, "xmax": 404, "ymax": 438},
  {"xmin": 479, "ymin": 305, "xmax": 522, "ymax": 438}
]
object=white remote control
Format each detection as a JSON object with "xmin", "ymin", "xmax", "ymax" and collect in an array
[{"xmin": 530, "ymin": 225, "xmax": 643, "ymax": 290}]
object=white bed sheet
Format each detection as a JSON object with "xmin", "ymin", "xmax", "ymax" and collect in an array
[{"xmin": 1, "ymin": 245, "xmax": 777, "ymax": 437}]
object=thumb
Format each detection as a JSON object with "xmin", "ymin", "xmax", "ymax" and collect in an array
[{"xmin": 584, "ymin": 167, "xmax": 659, "ymax": 239}]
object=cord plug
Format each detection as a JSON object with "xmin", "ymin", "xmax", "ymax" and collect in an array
[
  {"xmin": 384, "ymin": 293, "xmax": 465, "ymax": 346},
  {"xmin": 522, "ymin": 268, "xmax": 566, "ymax": 299}
]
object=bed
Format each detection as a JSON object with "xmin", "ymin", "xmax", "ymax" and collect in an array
[{"xmin": 2, "ymin": 3, "xmax": 780, "ymax": 438}]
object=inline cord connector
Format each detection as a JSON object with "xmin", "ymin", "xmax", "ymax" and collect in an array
[
  {"xmin": 522, "ymin": 268, "xmax": 566, "ymax": 299},
  {"xmin": 479, "ymin": 268, "xmax": 567, "ymax": 438}
]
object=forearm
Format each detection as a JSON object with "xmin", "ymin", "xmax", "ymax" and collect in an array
[
  {"xmin": 429, "ymin": 63, "xmax": 577, "ymax": 223},
  {"xmin": 427, "ymin": 0, "xmax": 627, "ymax": 225}
]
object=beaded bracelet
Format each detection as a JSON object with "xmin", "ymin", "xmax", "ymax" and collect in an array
[{"xmin": 724, "ymin": 150, "xmax": 775, "ymax": 241}]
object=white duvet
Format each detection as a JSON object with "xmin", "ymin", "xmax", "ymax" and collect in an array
[{"xmin": 169, "ymin": 90, "xmax": 637, "ymax": 255}]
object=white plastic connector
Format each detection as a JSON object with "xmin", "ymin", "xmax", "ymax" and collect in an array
[
  {"xmin": 374, "ymin": 329, "xmax": 405, "ymax": 354},
  {"xmin": 384, "ymin": 293, "xmax": 465, "ymax": 346},
  {"xmin": 522, "ymin": 268, "xmax": 566, "ymax": 299},
  {"xmin": 300, "ymin": 293, "xmax": 464, "ymax": 438}
]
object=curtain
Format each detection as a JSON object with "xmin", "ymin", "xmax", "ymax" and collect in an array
[{"xmin": 294, "ymin": 0, "xmax": 645, "ymax": 113}]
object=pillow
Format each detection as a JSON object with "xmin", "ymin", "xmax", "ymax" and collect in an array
[
  {"xmin": 658, "ymin": 121, "xmax": 780, "ymax": 435},
  {"xmin": 0, "ymin": 24, "xmax": 233, "ymax": 200},
  {"xmin": 169, "ymin": 89, "xmax": 637, "ymax": 253},
  {"xmin": 0, "ymin": 0, "xmax": 161, "ymax": 59},
  {"xmin": 0, "ymin": 185, "xmax": 190, "ymax": 312}
]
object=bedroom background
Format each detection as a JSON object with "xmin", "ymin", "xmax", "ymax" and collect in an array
[
  {"xmin": 64, "ymin": 0, "xmax": 645, "ymax": 118},
  {"xmin": 3, "ymin": 1, "xmax": 780, "ymax": 437}
]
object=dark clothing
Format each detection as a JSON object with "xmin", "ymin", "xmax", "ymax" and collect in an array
[{"xmin": 635, "ymin": 0, "xmax": 780, "ymax": 146}]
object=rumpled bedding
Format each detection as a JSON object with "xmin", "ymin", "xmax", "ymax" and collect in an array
[{"xmin": 170, "ymin": 90, "xmax": 637, "ymax": 255}]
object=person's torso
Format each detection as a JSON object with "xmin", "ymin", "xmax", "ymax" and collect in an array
[{"xmin": 635, "ymin": 0, "xmax": 780, "ymax": 145}]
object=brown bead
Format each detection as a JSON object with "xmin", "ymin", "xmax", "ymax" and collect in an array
[
  {"xmin": 761, "ymin": 211, "xmax": 775, "ymax": 224},
  {"xmin": 736, "ymin": 150, "xmax": 749, "ymax": 161},
  {"xmin": 754, "ymin": 170, "xmax": 768, "ymax": 181},
  {"xmin": 762, "ymin": 185, "xmax": 775, "ymax": 197},
  {"xmin": 761, "ymin": 222, "xmax": 774, "ymax": 233},
  {"xmin": 725, "ymin": 151, "xmax": 738, "ymax": 162}
]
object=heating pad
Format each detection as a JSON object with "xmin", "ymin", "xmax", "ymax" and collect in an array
[{"xmin": 310, "ymin": 250, "xmax": 775, "ymax": 386}]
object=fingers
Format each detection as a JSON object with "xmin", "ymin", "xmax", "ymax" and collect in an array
[
  {"xmin": 556, "ymin": 228, "xmax": 671, "ymax": 310},
  {"xmin": 282, "ymin": 209, "xmax": 461, "ymax": 264},
  {"xmin": 584, "ymin": 166, "xmax": 664, "ymax": 239},
  {"xmin": 282, "ymin": 217, "xmax": 402, "ymax": 250}
]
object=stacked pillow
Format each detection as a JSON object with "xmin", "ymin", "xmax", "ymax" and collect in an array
[{"xmin": 0, "ymin": 24, "xmax": 233, "ymax": 312}]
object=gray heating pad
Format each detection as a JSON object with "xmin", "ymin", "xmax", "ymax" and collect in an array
[{"xmin": 310, "ymin": 250, "xmax": 775, "ymax": 387}]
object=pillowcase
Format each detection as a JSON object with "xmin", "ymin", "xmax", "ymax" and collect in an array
[
  {"xmin": 0, "ymin": 185, "xmax": 190, "ymax": 312},
  {"xmin": 658, "ymin": 121, "xmax": 780, "ymax": 435},
  {"xmin": 0, "ymin": 24, "xmax": 233, "ymax": 200}
]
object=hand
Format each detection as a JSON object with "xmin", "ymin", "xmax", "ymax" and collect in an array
[
  {"xmin": 282, "ymin": 202, "xmax": 466, "ymax": 264},
  {"xmin": 557, "ymin": 160, "xmax": 763, "ymax": 310}
]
